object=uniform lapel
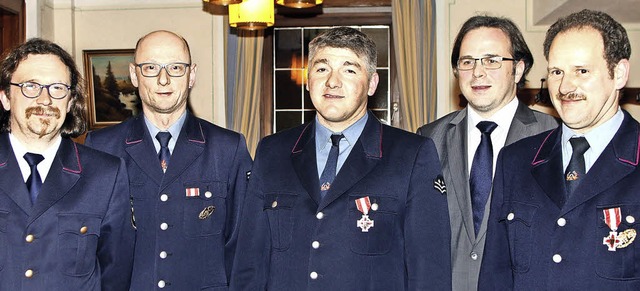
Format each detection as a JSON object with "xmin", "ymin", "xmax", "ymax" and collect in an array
[
  {"xmin": 562, "ymin": 113, "xmax": 639, "ymax": 214},
  {"xmin": 318, "ymin": 113, "xmax": 382, "ymax": 211},
  {"xmin": 160, "ymin": 114, "xmax": 205, "ymax": 189},
  {"xmin": 124, "ymin": 115, "xmax": 164, "ymax": 186},
  {"xmin": 446, "ymin": 110, "xmax": 477, "ymax": 242},
  {"xmin": 0, "ymin": 133, "xmax": 32, "ymax": 214},
  {"xmin": 28, "ymin": 138, "xmax": 81, "ymax": 225},
  {"xmin": 291, "ymin": 123, "xmax": 322, "ymax": 205},
  {"xmin": 531, "ymin": 128, "xmax": 566, "ymax": 209}
]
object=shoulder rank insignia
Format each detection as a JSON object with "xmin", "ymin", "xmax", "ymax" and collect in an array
[{"xmin": 433, "ymin": 175, "xmax": 446, "ymax": 194}]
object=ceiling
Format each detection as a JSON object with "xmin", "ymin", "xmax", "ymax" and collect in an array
[{"xmin": 533, "ymin": 0, "xmax": 640, "ymax": 25}]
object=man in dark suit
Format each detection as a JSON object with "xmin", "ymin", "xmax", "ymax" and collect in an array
[
  {"xmin": 416, "ymin": 16, "xmax": 558, "ymax": 291},
  {"xmin": 85, "ymin": 30, "xmax": 252, "ymax": 290},
  {"xmin": 480, "ymin": 9, "xmax": 639, "ymax": 289},
  {"xmin": 0, "ymin": 38, "xmax": 134, "ymax": 290},
  {"xmin": 230, "ymin": 27, "xmax": 450, "ymax": 290}
]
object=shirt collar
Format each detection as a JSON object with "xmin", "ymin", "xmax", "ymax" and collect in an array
[
  {"xmin": 315, "ymin": 113, "xmax": 368, "ymax": 151},
  {"xmin": 9, "ymin": 133, "xmax": 61, "ymax": 182},
  {"xmin": 467, "ymin": 96, "xmax": 519, "ymax": 132},
  {"xmin": 144, "ymin": 111, "xmax": 187, "ymax": 150},
  {"xmin": 562, "ymin": 107, "xmax": 623, "ymax": 156}
]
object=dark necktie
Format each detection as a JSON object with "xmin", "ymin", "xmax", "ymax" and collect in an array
[
  {"xmin": 24, "ymin": 153, "xmax": 45, "ymax": 205},
  {"xmin": 470, "ymin": 121, "xmax": 498, "ymax": 236},
  {"xmin": 319, "ymin": 134, "xmax": 343, "ymax": 199},
  {"xmin": 565, "ymin": 137, "xmax": 590, "ymax": 195},
  {"xmin": 156, "ymin": 132, "xmax": 172, "ymax": 172}
]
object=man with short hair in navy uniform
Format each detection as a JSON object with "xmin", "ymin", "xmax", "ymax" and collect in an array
[
  {"xmin": 0, "ymin": 38, "xmax": 134, "ymax": 290},
  {"xmin": 85, "ymin": 30, "xmax": 252, "ymax": 290},
  {"xmin": 230, "ymin": 27, "xmax": 451, "ymax": 290},
  {"xmin": 480, "ymin": 9, "xmax": 640, "ymax": 290}
]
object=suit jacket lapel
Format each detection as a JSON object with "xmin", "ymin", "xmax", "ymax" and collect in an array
[
  {"xmin": 505, "ymin": 101, "xmax": 540, "ymax": 145},
  {"xmin": 318, "ymin": 113, "xmax": 382, "ymax": 211},
  {"xmin": 562, "ymin": 113, "xmax": 639, "ymax": 214},
  {"xmin": 446, "ymin": 109, "xmax": 477, "ymax": 242},
  {"xmin": 0, "ymin": 134, "xmax": 32, "ymax": 214},
  {"xmin": 160, "ymin": 113, "xmax": 205, "ymax": 189},
  {"xmin": 125, "ymin": 115, "xmax": 164, "ymax": 186},
  {"xmin": 29, "ymin": 138, "xmax": 82, "ymax": 224},
  {"xmin": 531, "ymin": 128, "xmax": 567, "ymax": 209},
  {"xmin": 291, "ymin": 123, "xmax": 322, "ymax": 205}
]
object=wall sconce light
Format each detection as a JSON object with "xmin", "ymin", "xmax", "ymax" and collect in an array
[
  {"xmin": 276, "ymin": 0, "xmax": 323, "ymax": 8},
  {"xmin": 229, "ymin": 0, "xmax": 274, "ymax": 30},
  {"xmin": 203, "ymin": 0, "xmax": 243, "ymax": 5}
]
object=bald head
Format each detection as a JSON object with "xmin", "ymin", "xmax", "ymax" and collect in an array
[{"xmin": 134, "ymin": 30, "xmax": 191, "ymax": 63}]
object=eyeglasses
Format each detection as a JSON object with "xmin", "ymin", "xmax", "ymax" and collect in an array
[
  {"xmin": 456, "ymin": 56, "xmax": 516, "ymax": 71},
  {"xmin": 134, "ymin": 62, "xmax": 191, "ymax": 77},
  {"xmin": 10, "ymin": 81, "xmax": 71, "ymax": 99}
]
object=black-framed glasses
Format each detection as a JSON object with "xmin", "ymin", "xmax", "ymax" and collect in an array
[
  {"xmin": 134, "ymin": 62, "xmax": 191, "ymax": 77},
  {"xmin": 456, "ymin": 56, "xmax": 516, "ymax": 71},
  {"xmin": 10, "ymin": 81, "xmax": 71, "ymax": 99}
]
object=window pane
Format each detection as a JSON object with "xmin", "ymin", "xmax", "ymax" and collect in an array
[
  {"xmin": 361, "ymin": 27, "xmax": 389, "ymax": 67},
  {"xmin": 276, "ymin": 111, "xmax": 302, "ymax": 132},
  {"xmin": 275, "ymin": 70, "xmax": 302, "ymax": 109},
  {"xmin": 275, "ymin": 29, "xmax": 302, "ymax": 69},
  {"xmin": 368, "ymin": 69, "xmax": 389, "ymax": 109}
]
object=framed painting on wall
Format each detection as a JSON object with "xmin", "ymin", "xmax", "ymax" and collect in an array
[{"xmin": 83, "ymin": 49, "xmax": 138, "ymax": 130}]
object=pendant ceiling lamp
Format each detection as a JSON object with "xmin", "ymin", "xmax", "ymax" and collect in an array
[
  {"xmin": 229, "ymin": 0, "xmax": 274, "ymax": 30},
  {"xmin": 276, "ymin": 0, "xmax": 323, "ymax": 8},
  {"xmin": 203, "ymin": 0, "xmax": 242, "ymax": 5}
]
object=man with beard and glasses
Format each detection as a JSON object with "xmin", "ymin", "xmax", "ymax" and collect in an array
[
  {"xmin": 480, "ymin": 9, "xmax": 640, "ymax": 290},
  {"xmin": 0, "ymin": 38, "xmax": 134, "ymax": 290}
]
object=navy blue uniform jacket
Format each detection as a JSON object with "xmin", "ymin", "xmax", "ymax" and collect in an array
[
  {"xmin": 85, "ymin": 112, "xmax": 252, "ymax": 290},
  {"xmin": 480, "ymin": 111, "xmax": 640, "ymax": 290},
  {"xmin": 231, "ymin": 113, "xmax": 451, "ymax": 290},
  {"xmin": 0, "ymin": 133, "xmax": 135, "ymax": 290}
]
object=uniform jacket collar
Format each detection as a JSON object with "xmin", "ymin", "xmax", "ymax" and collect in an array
[
  {"xmin": 531, "ymin": 110, "xmax": 639, "ymax": 212},
  {"xmin": 0, "ymin": 133, "xmax": 82, "ymax": 222},
  {"xmin": 291, "ymin": 111, "xmax": 383, "ymax": 211},
  {"xmin": 123, "ymin": 111, "xmax": 206, "ymax": 189}
]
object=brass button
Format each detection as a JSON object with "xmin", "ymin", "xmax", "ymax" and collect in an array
[
  {"xmin": 25, "ymin": 269, "xmax": 33, "ymax": 278},
  {"xmin": 80, "ymin": 226, "xmax": 88, "ymax": 234},
  {"xmin": 271, "ymin": 201, "xmax": 278, "ymax": 208},
  {"xmin": 25, "ymin": 234, "xmax": 34, "ymax": 243}
]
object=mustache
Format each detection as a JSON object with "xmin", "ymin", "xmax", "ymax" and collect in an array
[
  {"xmin": 558, "ymin": 92, "xmax": 586, "ymax": 101},
  {"xmin": 25, "ymin": 106, "xmax": 61, "ymax": 119}
]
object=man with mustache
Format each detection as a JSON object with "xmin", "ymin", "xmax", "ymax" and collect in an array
[
  {"xmin": 416, "ymin": 15, "xmax": 558, "ymax": 291},
  {"xmin": 480, "ymin": 9, "xmax": 639, "ymax": 289},
  {"xmin": 0, "ymin": 38, "xmax": 135, "ymax": 290}
]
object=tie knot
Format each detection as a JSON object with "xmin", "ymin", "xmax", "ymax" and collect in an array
[
  {"xmin": 24, "ymin": 153, "xmax": 44, "ymax": 167},
  {"xmin": 569, "ymin": 137, "xmax": 590, "ymax": 155},
  {"xmin": 476, "ymin": 121, "xmax": 498, "ymax": 135},
  {"xmin": 330, "ymin": 134, "xmax": 344, "ymax": 147},
  {"xmin": 156, "ymin": 132, "xmax": 172, "ymax": 148}
]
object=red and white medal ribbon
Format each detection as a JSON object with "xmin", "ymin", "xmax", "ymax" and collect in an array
[
  {"xmin": 355, "ymin": 196, "xmax": 374, "ymax": 232},
  {"xmin": 602, "ymin": 207, "xmax": 622, "ymax": 251},
  {"xmin": 355, "ymin": 196, "xmax": 372, "ymax": 215}
]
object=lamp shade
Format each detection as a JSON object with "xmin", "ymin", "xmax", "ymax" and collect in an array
[
  {"xmin": 229, "ymin": 0, "xmax": 274, "ymax": 30},
  {"xmin": 203, "ymin": 0, "xmax": 242, "ymax": 5},
  {"xmin": 276, "ymin": 0, "xmax": 322, "ymax": 8}
]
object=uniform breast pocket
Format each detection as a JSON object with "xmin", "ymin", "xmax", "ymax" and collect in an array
[
  {"xmin": 183, "ymin": 181, "xmax": 227, "ymax": 237},
  {"xmin": 57, "ymin": 213, "xmax": 102, "ymax": 277},
  {"xmin": 264, "ymin": 193, "xmax": 297, "ymax": 251},
  {"xmin": 503, "ymin": 201, "xmax": 537, "ymax": 273},
  {"xmin": 349, "ymin": 194, "xmax": 398, "ymax": 255},
  {"xmin": 596, "ymin": 204, "xmax": 640, "ymax": 280},
  {"xmin": 0, "ymin": 210, "xmax": 7, "ymax": 271}
]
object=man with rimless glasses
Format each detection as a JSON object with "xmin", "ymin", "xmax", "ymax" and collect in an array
[
  {"xmin": 416, "ymin": 15, "xmax": 557, "ymax": 291},
  {"xmin": 0, "ymin": 38, "xmax": 135, "ymax": 290},
  {"xmin": 85, "ymin": 30, "xmax": 252, "ymax": 290}
]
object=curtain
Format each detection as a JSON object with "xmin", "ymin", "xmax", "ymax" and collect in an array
[
  {"xmin": 231, "ymin": 30, "xmax": 264, "ymax": 157},
  {"xmin": 392, "ymin": 0, "xmax": 437, "ymax": 132}
]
